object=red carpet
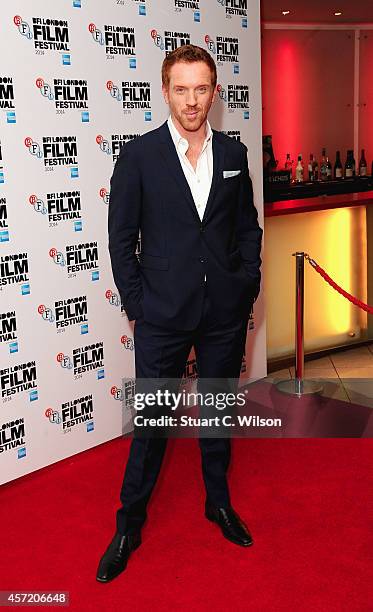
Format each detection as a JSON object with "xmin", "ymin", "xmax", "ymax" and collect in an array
[{"xmin": 1, "ymin": 437, "xmax": 372, "ymax": 611}]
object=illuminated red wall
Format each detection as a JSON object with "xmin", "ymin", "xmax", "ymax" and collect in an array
[
  {"xmin": 359, "ymin": 32, "xmax": 373, "ymax": 170},
  {"xmin": 261, "ymin": 29, "xmax": 356, "ymax": 171}
]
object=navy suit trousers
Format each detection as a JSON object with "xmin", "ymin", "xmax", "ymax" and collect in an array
[{"xmin": 116, "ymin": 282, "xmax": 250, "ymax": 535}]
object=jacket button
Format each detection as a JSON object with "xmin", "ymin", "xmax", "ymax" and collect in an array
[
  {"xmin": 200, "ymin": 225, "xmax": 204, "ymax": 232},
  {"xmin": 199, "ymin": 257, "xmax": 205, "ymax": 263}
]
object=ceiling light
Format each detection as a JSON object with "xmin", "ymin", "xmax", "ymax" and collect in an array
[
  {"xmin": 282, "ymin": 10, "xmax": 290, "ymax": 15},
  {"xmin": 334, "ymin": 11, "xmax": 342, "ymax": 16}
]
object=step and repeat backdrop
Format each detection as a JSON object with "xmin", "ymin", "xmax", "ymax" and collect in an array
[{"xmin": 0, "ymin": 0, "xmax": 265, "ymax": 484}]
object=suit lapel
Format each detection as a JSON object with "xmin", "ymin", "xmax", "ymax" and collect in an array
[
  {"xmin": 158, "ymin": 133, "xmax": 199, "ymax": 222},
  {"xmin": 202, "ymin": 134, "xmax": 225, "ymax": 224},
  {"xmin": 157, "ymin": 121, "xmax": 225, "ymax": 224}
]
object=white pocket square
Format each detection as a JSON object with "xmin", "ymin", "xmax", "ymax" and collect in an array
[{"xmin": 223, "ymin": 170, "xmax": 241, "ymax": 178}]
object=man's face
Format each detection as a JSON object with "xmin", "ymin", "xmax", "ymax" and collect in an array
[{"xmin": 162, "ymin": 60, "xmax": 217, "ymax": 133}]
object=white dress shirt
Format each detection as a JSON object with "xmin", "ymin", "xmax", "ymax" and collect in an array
[
  {"xmin": 167, "ymin": 115, "xmax": 213, "ymax": 282},
  {"xmin": 167, "ymin": 115, "xmax": 213, "ymax": 220}
]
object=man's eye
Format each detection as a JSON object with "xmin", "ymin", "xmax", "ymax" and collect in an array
[
  {"xmin": 198, "ymin": 87, "xmax": 207, "ymax": 93},
  {"xmin": 175, "ymin": 88, "xmax": 184, "ymax": 94}
]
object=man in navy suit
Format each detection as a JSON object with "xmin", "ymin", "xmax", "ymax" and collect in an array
[{"xmin": 97, "ymin": 44, "xmax": 263, "ymax": 582}]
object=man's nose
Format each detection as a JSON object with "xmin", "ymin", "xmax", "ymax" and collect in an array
[{"xmin": 185, "ymin": 90, "xmax": 197, "ymax": 106}]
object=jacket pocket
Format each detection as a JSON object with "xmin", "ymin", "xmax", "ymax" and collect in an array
[
  {"xmin": 228, "ymin": 248, "xmax": 242, "ymax": 270},
  {"xmin": 139, "ymin": 253, "xmax": 169, "ymax": 270}
]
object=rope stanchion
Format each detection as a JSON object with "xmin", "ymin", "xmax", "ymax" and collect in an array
[
  {"xmin": 276, "ymin": 250, "xmax": 370, "ymax": 398},
  {"xmin": 305, "ymin": 254, "xmax": 373, "ymax": 314},
  {"xmin": 276, "ymin": 252, "xmax": 323, "ymax": 398}
]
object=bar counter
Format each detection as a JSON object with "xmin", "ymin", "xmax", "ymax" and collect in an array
[{"xmin": 265, "ymin": 190, "xmax": 373, "ymax": 217}]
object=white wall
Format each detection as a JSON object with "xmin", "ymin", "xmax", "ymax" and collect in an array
[{"xmin": 0, "ymin": 0, "xmax": 265, "ymax": 484}]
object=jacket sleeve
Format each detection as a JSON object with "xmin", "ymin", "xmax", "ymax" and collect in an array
[
  {"xmin": 108, "ymin": 142, "xmax": 143, "ymax": 321},
  {"xmin": 236, "ymin": 144, "xmax": 263, "ymax": 302}
]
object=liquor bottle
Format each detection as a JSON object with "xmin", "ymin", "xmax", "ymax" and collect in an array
[
  {"xmin": 320, "ymin": 148, "xmax": 328, "ymax": 181},
  {"xmin": 345, "ymin": 150, "xmax": 354, "ymax": 178},
  {"xmin": 295, "ymin": 154, "xmax": 304, "ymax": 183},
  {"xmin": 359, "ymin": 149, "xmax": 367, "ymax": 176},
  {"xmin": 308, "ymin": 154, "xmax": 315, "ymax": 182},
  {"xmin": 334, "ymin": 151, "xmax": 343, "ymax": 179},
  {"xmin": 326, "ymin": 155, "xmax": 332, "ymax": 180},
  {"xmin": 284, "ymin": 153, "xmax": 293, "ymax": 179},
  {"xmin": 351, "ymin": 150, "xmax": 356, "ymax": 176},
  {"xmin": 312, "ymin": 154, "xmax": 319, "ymax": 181}
]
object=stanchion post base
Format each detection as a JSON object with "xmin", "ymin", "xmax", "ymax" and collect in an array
[{"xmin": 276, "ymin": 378, "xmax": 323, "ymax": 397}]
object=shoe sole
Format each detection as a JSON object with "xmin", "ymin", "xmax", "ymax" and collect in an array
[
  {"xmin": 96, "ymin": 538, "xmax": 142, "ymax": 583},
  {"xmin": 205, "ymin": 512, "xmax": 254, "ymax": 547}
]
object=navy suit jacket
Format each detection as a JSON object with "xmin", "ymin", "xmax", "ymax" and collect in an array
[{"xmin": 108, "ymin": 120, "xmax": 263, "ymax": 330}]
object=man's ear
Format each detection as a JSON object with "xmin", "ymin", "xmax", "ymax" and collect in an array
[
  {"xmin": 211, "ymin": 84, "xmax": 218, "ymax": 104},
  {"xmin": 162, "ymin": 84, "xmax": 169, "ymax": 104}
]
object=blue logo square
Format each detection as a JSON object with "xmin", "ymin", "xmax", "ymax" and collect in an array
[
  {"xmin": 62, "ymin": 54, "xmax": 71, "ymax": 65},
  {"xmin": 194, "ymin": 11, "xmax": 201, "ymax": 22},
  {"xmin": 233, "ymin": 64, "xmax": 239, "ymax": 74},
  {"xmin": 74, "ymin": 220, "xmax": 82, "ymax": 232},
  {"xmin": 71, "ymin": 167, "xmax": 79, "ymax": 178},
  {"xmin": 7, "ymin": 112, "xmax": 16, "ymax": 124},
  {"xmin": 81, "ymin": 111, "xmax": 89, "ymax": 123},
  {"xmin": 139, "ymin": 4, "xmax": 146, "ymax": 15},
  {"xmin": 97, "ymin": 369, "xmax": 105, "ymax": 380},
  {"xmin": 18, "ymin": 447, "xmax": 26, "ymax": 459},
  {"xmin": 87, "ymin": 421, "xmax": 94, "ymax": 432},
  {"xmin": 0, "ymin": 230, "xmax": 9, "ymax": 242},
  {"xmin": 73, "ymin": 0, "xmax": 81, "ymax": 7},
  {"xmin": 129, "ymin": 58, "xmax": 136, "ymax": 69},
  {"xmin": 81, "ymin": 324, "xmax": 89, "ymax": 335},
  {"xmin": 92, "ymin": 270, "xmax": 99, "ymax": 281},
  {"xmin": 144, "ymin": 111, "xmax": 152, "ymax": 122},
  {"xmin": 0, "ymin": 172, "xmax": 4, "ymax": 184},
  {"xmin": 21, "ymin": 283, "xmax": 30, "ymax": 295},
  {"xmin": 244, "ymin": 111, "xmax": 250, "ymax": 120},
  {"xmin": 242, "ymin": 18, "xmax": 247, "ymax": 28},
  {"xmin": 30, "ymin": 389, "xmax": 38, "ymax": 402},
  {"xmin": 9, "ymin": 342, "xmax": 18, "ymax": 354}
]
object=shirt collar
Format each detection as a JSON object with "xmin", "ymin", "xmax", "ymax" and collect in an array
[{"xmin": 167, "ymin": 115, "xmax": 212, "ymax": 153}]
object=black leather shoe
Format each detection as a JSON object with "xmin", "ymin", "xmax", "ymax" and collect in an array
[
  {"xmin": 205, "ymin": 501, "xmax": 253, "ymax": 547},
  {"xmin": 96, "ymin": 531, "xmax": 141, "ymax": 583}
]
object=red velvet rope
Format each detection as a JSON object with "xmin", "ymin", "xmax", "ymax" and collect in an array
[{"xmin": 307, "ymin": 258, "xmax": 373, "ymax": 314}]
